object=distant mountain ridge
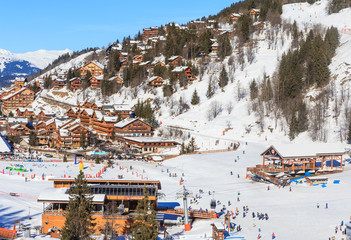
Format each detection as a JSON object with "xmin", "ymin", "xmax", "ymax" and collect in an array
[{"xmin": 0, "ymin": 48, "xmax": 71, "ymax": 87}]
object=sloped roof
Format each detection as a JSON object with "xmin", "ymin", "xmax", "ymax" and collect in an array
[
  {"xmin": 2, "ymin": 88, "xmax": 32, "ymax": 100},
  {"xmin": 168, "ymin": 55, "xmax": 181, "ymax": 61},
  {"xmin": 0, "ymin": 133, "xmax": 12, "ymax": 153},
  {"xmin": 172, "ymin": 66, "xmax": 189, "ymax": 73},
  {"xmin": 114, "ymin": 118, "xmax": 138, "ymax": 128},
  {"xmin": 261, "ymin": 144, "xmax": 347, "ymax": 158}
]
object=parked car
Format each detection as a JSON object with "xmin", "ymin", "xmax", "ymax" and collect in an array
[{"xmin": 44, "ymin": 153, "xmax": 53, "ymax": 158}]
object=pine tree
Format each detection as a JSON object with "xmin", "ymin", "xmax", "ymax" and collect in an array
[
  {"xmin": 80, "ymin": 131, "xmax": 86, "ymax": 149},
  {"xmin": 206, "ymin": 80, "xmax": 214, "ymax": 98},
  {"xmin": 187, "ymin": 137, "xmax": 196, "ymax": 153},
  {"xmin": 61, "ymin": 170, "xmax": 95, "ymax": 240},
  {"xmin": 249, "ymin": 80, "xmax": 258, "ymax": 100},
  {"xmin": 111, "ymin": 128, "xmax": 116, "ymax": 141},
  {"xmin": 29, "ymin": 131, "xmax": 37, "ymax": 146},
  {"xmin": 347, "ymin": 120, "xmax": 351, "ymax": 143},
  {"xmin": 219, "ymin": 66, "xmax": 229, "ymax": 88},
  {"xmin": 191, "ymin": 89, "xmax": 200, "ymax": 105},
  {"xmin": 296, "ymin": 101, "xmax": 308, "ymax": 133},
  {"xmin": 131, "ymin": 187, "xmax": 158, "ymax": 240},
  {"xmin": 289, "ymin": 111, "xmax": 298, "ymax": 141},
  {"xmin": 180, "ymin": 142, "xmax": 186, "ymax": 154}
]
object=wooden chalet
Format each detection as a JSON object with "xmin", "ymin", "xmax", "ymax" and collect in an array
[
  {"xmin": 108, "ymin": 76, "xmax": 123, "ymax": 85},
  {"xmin": 168, "ymin": 56, "xmax": 183, "ymax": 66},
  {"xmin": 8, "ymin": 123, "xmax": 31, "ymax": 136},
  {"xmin": 53, "ymin": 79, "xmax": 66, "ymax": 88},
  {"xmin": 57, "ymin": 121, "xmax": 89, "ymax": 149},
  {"xmin": 66, "ymin": 107, "xmax": 80, "ymax": 119},
  {"xmin": 247, "ymin": 144, "xmax": 346, "ymax": 185},
  {"xmin": 80, "ymin": 61, "xmax": 104, "ymax": 77},
  {"xmin": 15, "ymin": 108, "xmax": 26, "ymax": 117},
  {"xmin": 1, "ymin": 88, "xmax": 35, "ymax": 111},
  {"xmin": 171, "ymin": 66, "xmax": 196, "ymax": 81},
  {"xmin": 90, "ymin": 75, "xmax": 104, "ymax": 87},
  {"xmin": 79, "ymin": 109, "xmax": 94, "ymax": 127},
  {"xmin": 14, "ymin": 77, "xmax": 27, "ymax": 88},
  {"xmin": 148, "ymin": 76, "xmax": 163, "ymax": 87},
  {"xmin": 37, "ymin": 110, "xmax": 55, "ymax": 120},
  {"xmin": 230, "ymin": 13, "xmax": 242, "ymax": 21},
  {"xmin": 142, "ymin": 27, "xmax": 159, "ymax": 40},
  {"xmin": 120, "ymin": 136, "xmax": 178, "ymax": 154},
  {"xmin": 114, "ymin": 118, "xmax": 153, "ymax": 137},
  {"xmin": 69, "ymin": 77, "xmax": 82, "ymax": 90},
  {"xmin": 133, "ymin": 55, "xmax": 143, "ymax": 63},
  {"xmin": 92, "ymin": 111, "xmax": 117, "ymax": 138},
  {"xmin": 249, "ymin": 8, "xmax": 260, "ymax": 16},
  {"xmin": 102, "ymin": 104, "xmax": 131, "ymax": 119},
  {"xmin": 151, "ymin": 60, "xmax": 166, "ymax": 68},
  {"xmin": 34, "ymin": 121, "xmax": 47, "ymax": 131},
  {"xmin": 38, "ymin": 178, "xmax": 161, "ymax": 234}
]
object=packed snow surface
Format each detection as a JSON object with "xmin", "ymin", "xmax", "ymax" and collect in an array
[{"xmin": 0, "ymin": 140, "xmax": 350, "ymax": 239}]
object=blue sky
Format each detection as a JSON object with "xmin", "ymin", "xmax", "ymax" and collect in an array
[{"xmin": 1, "ymin": 0, "xmax": 236, "ymax": 53}]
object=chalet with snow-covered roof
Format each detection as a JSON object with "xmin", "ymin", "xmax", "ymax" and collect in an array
[
  {"xmin": 120, "ymin": 137, "xmax": 178, "ymax": 154},
  {"xmin": 66, "ymin": 108, "xmax": 78, "ymax": 119},
  {"xmin": 102, "ymin": 104, "xmax": 131, "ymax": 119},
  {"xmin": 91, "ymin": 111, "xmax": 117, "ymax": 138},
  {"xmin": 79, "ymin": 109, "xmax": 94, "ymax": 127},
  {"xmin": 80, "ymin": 61, "xmax": 104, "ymax": 77},
  {"xmin": 14, "ymin": 77, "xmax": 27, "ymax": 88},
  {"xmin": 151, "ymin": 60, "xmax": 166, "ymax": 68},
  {"xmin": 171, "ymin": 66, "xmax": 196, "ymax": 81},
  {"xmin": 249, "ymin": 8, "xmax": 260, "ymax": 16},
  {"xmin": 168, "ymin": 56, "xmax": 183, "ymax": 66},
  {"xmin": 148, "ymin": 76, "xmax": 163, "ymax": 87},
  {"xmin": 142, "ymin": 27, "xmax": 159, "ymax": 40},
  {"xmin": 133, "ymin": 55, "xmax": 143, "ymax": 63},
  {"xmin": 230, "ymin": 13, "xmax": 242, "ymax": 21},
  {"xmin": 108, "ymin": 76, "xmax": 123, "ymax": 84},
  {"xmin": 56, "ymin": 122, "xmax": 89, "ymax": 149},
  {"xmin": 114, "ymin": 118, "xmax": 153, "ymax": 137},
  {"xmin": 37, "ymin": 110, "xmax": 55, "ymax": 120},
  {"xmin": 8, "ymin": 123, "xmax": 31, "ymax": 136},
  {"xmin": 1, "ymin": 88, "xmax": 35, "ymax": 111},
  {"xmin": 66, "ymin": 107, "xmax": 81, "ymax": 119},
  {"xmin": 34, "ymin": 121, "xmax": 46, "ymax": 131},
  {"xmin": 53, "ymin": 79, "xmax": 66, "ymax": 89},
  {"xmin": 90, "ymin": 75, "xmax": 104, "ymax": 87},
  {"xmin": 247, "ymin": 144, "xmax": 346, "ymax": 185},
  {"xmin": 69, "ymin": 77, "xmax": 82, "ymax": 90}
]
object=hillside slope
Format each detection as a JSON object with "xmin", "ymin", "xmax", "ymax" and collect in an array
[{"xmin": 30, "ymin": 0, "xmax": 351, "ymax": 148}]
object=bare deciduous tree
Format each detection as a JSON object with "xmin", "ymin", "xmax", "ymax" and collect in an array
[{"xmin": 207, "ymin": 101, "xmax": 223, "ymax": 121}]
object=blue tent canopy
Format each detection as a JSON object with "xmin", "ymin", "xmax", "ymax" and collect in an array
[{"xmin": 157, "ymin": 202, "xmax": 180, "ymax": 210}]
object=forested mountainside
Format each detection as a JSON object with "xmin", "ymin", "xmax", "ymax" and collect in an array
[{"xmin": 25, "ymin": 0, "xmax": 351, "ymax": 144}]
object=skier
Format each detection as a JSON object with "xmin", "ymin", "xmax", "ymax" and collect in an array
[
  {"xmin": 317, "ymin": 203, "xmax": 319, "ymax": 208},
  {"xmin": 289, "ymin": 186, "xmax": 292, "ymax": 192},
  {"xmin": 272, "ymin": 232, "xmax": 276, "ymax": 239},
  {"xmin": 257, "ymin": 233, "xmax": 261, "ymax": 239},
  {"xmin": 237, "ymin": 174, "xmax": 240, "ymax": 178},
  {"xmin": 326, "ymin": 202, "xmax": 328, "ymax": 209},
  {"xmin": 267, "ymin": 185, "xmax": 270, "ymax": 191}
]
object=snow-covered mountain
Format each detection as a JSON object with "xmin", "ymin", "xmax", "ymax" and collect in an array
[
  {"xmin": 30, "ymin": 0, "xmax": 351, "ymax": 145},
  {"xmin": 0, "ymin": 48, "xmax": 71, "ymax": 87}
]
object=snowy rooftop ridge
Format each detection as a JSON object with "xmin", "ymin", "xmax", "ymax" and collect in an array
[{"xmin": 266, "ymin": 143, "xmax": 348, "ymax": 158}]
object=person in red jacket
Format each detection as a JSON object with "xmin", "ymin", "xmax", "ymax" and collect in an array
[{"xmin": 272, "ymin": 232, "xmax": 276, "ymax": 239}]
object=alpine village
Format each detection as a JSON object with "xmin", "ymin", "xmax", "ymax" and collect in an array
[{"xmin": 1, "ymin": 0, "xmax": 351, "ymax": 239}]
